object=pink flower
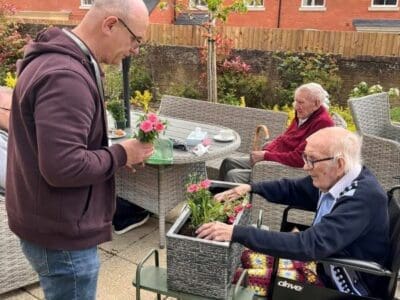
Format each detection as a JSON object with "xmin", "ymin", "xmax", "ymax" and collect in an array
[
  {"xmin": 154, "ymin": 121, "xmax": 165, "ymax": 132},
  {"xmin": 202, "ymin": 138, "xmax": 211, "ymax": 146},
  {"xmin": 245, "ymin": 203, "xmax": 252, "ymax": 209},
  {"xmin": 234, "ymin": 205, "xmax": 243, "ymax": 214},
  {"xmin": 199, "ymin": 179, "xmax": 211, "ymax": 189},
  {"xmin": 228, "ymin": 216, "xmax": 236, "ymax": 224},
  {"xmin": 139, "ymin": 120, "xmax": 153, "ymax": 133},
  {"xmin": 147, "ymin": 113, "xmax": 158, "ymax": 123},
  {"xmin": 187, "ymin": 184, "xmax": 199, "ymax": 193}
]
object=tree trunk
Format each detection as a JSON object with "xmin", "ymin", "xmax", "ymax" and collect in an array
[{"xmin": 207, "ymin": 15, "xmax": 218, "ymax": 103}]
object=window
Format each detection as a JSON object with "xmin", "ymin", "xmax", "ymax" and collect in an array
[
  {"xmin": 369, "ymin": 0, "xmax": 398, "ymax": 10},
  {"xmin": 189, "ymin": 0, "xmax": 207, "ymax": 9},
  {"xmin": 80, "ymin": 0, "xmax": 93, "ymax": 8},
  {"xmin": 372, "ymin": 0, "xmax": 397, "ymax": 5},
  {"xmin": 246, "ymin": 0, "xmax": 264, "ymax": 9},
  {"xmin": 302, "ymin": 0, "xmax": 325, "ymax": 6}
]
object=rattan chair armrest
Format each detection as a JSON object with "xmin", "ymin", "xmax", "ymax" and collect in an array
[{"xmin": 320, "ymin": 257, "xmax": 392, "ymax": 277}]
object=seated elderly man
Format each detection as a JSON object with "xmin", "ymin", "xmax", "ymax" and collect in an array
[
  {"xmin": 219, "ymin": 82, "xmax": 335, "ymax": 183},
  {"xmin": 198, "ymin": 127, "xmax": 389, "ymax": 297},
  {"xmin": 0, "ymin": 87, "xmax": 12, "ymax": 192}
]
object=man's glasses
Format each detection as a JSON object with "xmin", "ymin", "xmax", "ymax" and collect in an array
[
  {"xmin": 117, "ymin": 18, "xmax": 143, "ymax": 46},
  {"xmin": 302, "ymin": 153, "xmax": 335, "ymax": 169}
]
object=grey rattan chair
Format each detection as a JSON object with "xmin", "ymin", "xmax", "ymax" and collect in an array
[
  {"xmin": 0, "ymin": 194, "xmax": 38, "ymax": 294},
  {"xmin": 361, "ymin": 133, "xmax": 400, "ymax": 191},
  {"xmin": 348, "ymin": 92, "xmax": 400, "ymax": 141},
  {"xmin": 159, "ymin": 95, "xmax": 288, "ymax": 179},
  {"xmin": 250, "ymin": 161, "xmax": 311, "ymax": 231}
]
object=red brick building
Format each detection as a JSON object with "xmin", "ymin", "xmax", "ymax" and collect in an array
[{"xmin": 7, "ymin": 0, "xmax": 400, "ymax": 32}]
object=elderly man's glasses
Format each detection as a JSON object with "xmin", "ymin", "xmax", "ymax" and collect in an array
[
  {"xmin": 117, "ymin": 18, "xmax": 142, "ymax": 46},
  {"xmin": 302, "ymin": 153, "xmax": 335, "ymax": 169}
]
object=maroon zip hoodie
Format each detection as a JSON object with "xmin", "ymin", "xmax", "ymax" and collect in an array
[{"xmin": 6, "ymin": 27, "xmax": 127, "ymax": 250}]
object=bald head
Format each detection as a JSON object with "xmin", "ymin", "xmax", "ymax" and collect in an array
[
  {"xmin": 307, "ymin": 127, "xmax": 362, "ymax": 173},
  {"xmin": 73, "ymin": 0, "xmax": 149, "ymax": 64},
  {"xmin": 91, "ymin": 0, "xmax": 148, "ymax": 23}
]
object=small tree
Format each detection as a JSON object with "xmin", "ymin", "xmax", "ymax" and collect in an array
[{"xmin": 160, "ymin": 0, "xmax": 247, "ymax": 103}]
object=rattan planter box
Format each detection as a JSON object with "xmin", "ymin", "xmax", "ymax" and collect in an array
[{"xmin": 166, "ymin": 203, "xmax": 251, "ymax": 299}]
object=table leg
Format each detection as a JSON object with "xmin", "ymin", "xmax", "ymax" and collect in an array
[{"xmin": 158, "ymin": 166, "xmax": 166, "ymax": 249}]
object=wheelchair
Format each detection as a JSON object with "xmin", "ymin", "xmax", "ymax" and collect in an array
[
  {"xmin": 133, "ymin": 185, "xmax": 400, "ymax": 300},
  {"xmin": 270, "ymin": 185, "xmax": 400, "ymax": 300}
]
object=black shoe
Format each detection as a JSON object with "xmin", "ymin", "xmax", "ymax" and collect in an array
[{"xmin": 113, "ymin": 212, "xmax": 150, "ymax": 235}]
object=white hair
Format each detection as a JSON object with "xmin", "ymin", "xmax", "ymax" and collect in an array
[
  {"xmin": 330, "ymin": 130, "xmax": 363, "ymax": 173},
  {"xmin": 295, "ymin": 82, "xmax": 329, "ymax": 108}
]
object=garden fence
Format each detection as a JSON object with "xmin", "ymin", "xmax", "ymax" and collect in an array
[{"xmin": 147, "ymin": 24, "xmax": 400, "ymax": 58}]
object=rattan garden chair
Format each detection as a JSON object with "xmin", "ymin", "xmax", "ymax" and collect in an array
[
  {"xmin": 348, "ymin": 92, "xmax": 400, "ymax": 142},
  {"xmin": 0, "ymin": 194, "xmax": 38, "ymax": 294},
  {"xmin": 158, "ymin": 95, "xmax": 288, "ymax": 179},
  {"xmin": 361, "ymin": 133, "xmax": 400, "ymax": 191}
]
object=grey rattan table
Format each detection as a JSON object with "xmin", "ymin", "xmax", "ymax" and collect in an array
[{"xmin": 114, "ymin": 113, "xmax": 241, "ymax": 248}]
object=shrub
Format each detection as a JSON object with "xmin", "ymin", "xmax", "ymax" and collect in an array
[
  {"xmin": 103, "ymin": 65, "xmax": 123, "ymax": 101},
  {"xmin": 0, "ymin": 2, "xmax": 28, "ymax": 85},
  {"xmin": 106, "ymin": 98, "xmax": 126, "ymax": 123},
  {"xmin": 4, "ymin": 71, "xmax": 16, "ymax": 88},
  {"xmin": 391, "ymin": 107, "xmax": 400, "ymax": 123},
  {"xmin": 130, "ymin": 90, "xmax": 153, "ymax": 112},
  {"xmin": 165, "ymin": 82, "xmax": 202, "ymax": 100},
  {"xmin": 273, "ymin": 52, "xmax": 342, "ymax": 107},
  {"xmin": 129, "ymin": 46, "xmax": 154, "ymax": 95},
  {"xmin": 349, "ymin": 81, "xmax": 400, "ymax": 101}
]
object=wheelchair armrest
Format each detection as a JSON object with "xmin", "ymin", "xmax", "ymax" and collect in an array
[{"xmin": 320, "ymin": 257, "xmax": 392, "ymax": 277}]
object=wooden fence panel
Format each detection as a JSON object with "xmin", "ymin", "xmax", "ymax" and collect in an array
[{"xmin": 147, "ymin": 24, "xmax": 400, "ymax": 58}]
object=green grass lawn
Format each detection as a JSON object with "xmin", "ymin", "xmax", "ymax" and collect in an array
[{"xmin": 391, "ymin": 107, "xmax": 400, "ymax": 123}]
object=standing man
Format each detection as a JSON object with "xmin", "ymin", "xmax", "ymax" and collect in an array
[
  {"xmin": 198, "ymin": 127, "xmax": 390, "ymax": 297},
  {"xmin": 219, "ymin": 82, "xmax": 334, "ymax": 183},
  {"xmin": 6, "ymin": 0, "xmax": 151, "ymax": 299}
]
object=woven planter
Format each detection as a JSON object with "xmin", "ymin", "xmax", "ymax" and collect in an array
[{"xmin": 166, "ymin": 205, "xmax": 251, "ymax": 299}]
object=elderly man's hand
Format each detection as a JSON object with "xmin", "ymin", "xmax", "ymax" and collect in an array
[
  {"xmin": 214, "ymin": 184, "xmax": 251, "ymax": 202},
  {"xmin": 250, "ymin": 150, "xmax": 265, "ymax": 165},
  {"xmin": 196, "ymin": 221, "xmax": 234, "ymax": 242}
]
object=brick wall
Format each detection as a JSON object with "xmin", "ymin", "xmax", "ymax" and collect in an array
[{"xmin": 8, "ymin": 0, "xmax": 400, "ymax": 30}]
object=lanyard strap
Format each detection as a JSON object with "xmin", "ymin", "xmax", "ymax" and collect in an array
[{"xmin": 62, "ymin": 29, "xmax": 104, "ymax": 102}]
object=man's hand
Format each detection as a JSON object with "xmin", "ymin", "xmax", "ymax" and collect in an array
[
  {"xmin": 119, "ymin": 139, "xmax": 154, "ymax": 167},
  {"xmin": 214, "ymin": 184, "xmax": 251, "ymax": 202},
  {"xmin": 250, "ymin": 150, "xmax": 265, "ymax": 165},
  {"xmin": 196, "ymin": 221, "xmax": 234, "ymax": 242}
]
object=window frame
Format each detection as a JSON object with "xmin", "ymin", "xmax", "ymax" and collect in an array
[
  {"xmin": 80, "ymin": 0, "xmax": 93, "ymax": 9},
  {"xmin": 299, "ymin": 0, "xmax": 326, "ymax": 11},
  {"xmin": 245, "ymin": 0, "xmax": 265, "ymax": 10},
  {"xmin": 369, "ymin": 0, "xmax": 399, "ymax": 10},
  {"xmin": 189, "ymin": 0, "xmax": 208, "ymax": 10},
  {"xmin": 371, "ymin": 0, "xmax": 398, "ymax": 7}
]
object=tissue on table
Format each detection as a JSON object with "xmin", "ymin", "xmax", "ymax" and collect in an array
[{"xmin": 186, "ymin": 127, "xmax": 208, "ymax": 146}]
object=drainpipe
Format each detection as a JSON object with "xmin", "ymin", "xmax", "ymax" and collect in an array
[{"xmin": 277, "ymin": 0, "xmax": 282, "ymax": 28}]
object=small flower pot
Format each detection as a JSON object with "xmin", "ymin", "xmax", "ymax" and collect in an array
[
  {"xmin": 166, "ymin": 182, "xmax": 251, "ymax": 299},
  {"xmin": 115, "ymin": 120, "xmax": 126, "ymax": 129}
]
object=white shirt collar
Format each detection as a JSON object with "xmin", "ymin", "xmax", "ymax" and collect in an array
[{"xmin": 326, "ymin": 164, "xmax": 362, "ymax": 200}]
